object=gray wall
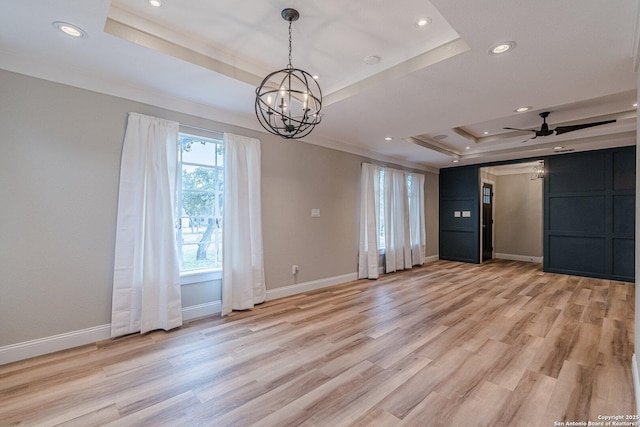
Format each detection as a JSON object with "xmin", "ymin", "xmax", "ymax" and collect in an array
[
  {"xmin": 0, "ymin": 69, "xmax": 438, "ymax": 347},
  {"xmin": 261, "ymin": 137, "xmax": 361, "ymax": 288},
  {"xmin": 494, "ymin": 173, "xmax": 543, "ymax": 258}
]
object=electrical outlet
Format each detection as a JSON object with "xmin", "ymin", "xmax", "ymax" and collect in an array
[{"xmin": 292, "ymin": 265, "xmax": 299, "ymax": 275}]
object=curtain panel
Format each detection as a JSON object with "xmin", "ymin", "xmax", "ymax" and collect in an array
[
  {"xmin": 384, "ymin": 168, "xmax": 412, "ymax": 273},
  {"xmin": 221, "ymin": 133, "xmax": 266, "ymax": 316},
  {"xmin": 409, "ymin": 173, "xmax": 426, "ymax": 266},
  {"xmin": 357, "ymin": 163, "xmax": 427, "ymax": 280},
  {"xmin": 358, "ymin": 163, "xmax": 382, "ymax": 279},
  {"xmin": 111, "ymin": 113, "xmax": 182, "ymax": 338}
]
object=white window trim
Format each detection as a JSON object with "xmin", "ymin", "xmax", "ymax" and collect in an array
[
  {"xmin": 180, "ymin": 268, "xmax": 222, "ymax": 285},
  {"xmin": 177, "ymin": 130, "xmax": 224, "ymax": 276}
]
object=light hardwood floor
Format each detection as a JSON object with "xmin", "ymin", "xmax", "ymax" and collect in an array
[{"xmin": 0, "ymin": 260, "xmax": 635, "ymax": 426}]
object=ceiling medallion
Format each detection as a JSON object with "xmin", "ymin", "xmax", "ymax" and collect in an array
[{"xmin": 255, "ymin": 8, "xmax": 322, "ymax": 139}]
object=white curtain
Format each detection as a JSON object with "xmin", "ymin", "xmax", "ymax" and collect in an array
[
  {"xmin": 111, "ymin": 113, "xmax": 182, "ymax": 338},
  {"xmin": 384, "ymin": 168, "xmax": 412, "ymax": 273},
  {"xmin": 221, "ymin": 133, "xmax": 266, "ymax": 316},
  {"xmin": 358, "ymin": 163, "xmax": 382, "ymax": 279},
  {"xmin": 409, "ymin": 173, "xmax": 426, "ymax": 266}
]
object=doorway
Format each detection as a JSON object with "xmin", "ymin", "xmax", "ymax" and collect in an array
[
  {"xmin": 482, "ymin": 182, "xmax": 493, "ymax": 261},
  {"xmin": 480, "ymin": 161, "xmax": 544, "ymax": 264}
]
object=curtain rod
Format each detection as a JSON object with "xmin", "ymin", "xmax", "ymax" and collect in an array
[{"xmin": 179, "ymin": 123, "xmax": 224, "ymax": 140}]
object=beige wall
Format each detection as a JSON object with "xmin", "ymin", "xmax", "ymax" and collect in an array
[
  {"xmin": 261, "ymin": 136, "xmax": 361, "ymax": 288},
  {"xmin": 494, "ymin": 173, "xmax": 543, "ymax": 258},
  {"xmin": 0, "ymin": 69, "xmax": 438, "ymax": 347}
]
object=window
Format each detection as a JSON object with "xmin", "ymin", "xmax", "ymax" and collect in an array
[
  {"xmin": 177, "ymin": 133, "xmax": 223, "ymax": 277},
  {"xmin": 377, "ymin": 170, "xmax": 414, "ymax": 251},
  {"xmin": 358, "ymin": 163, "xmax": 426, "ymax": 279},
  {"xmin": 483, "ymin": 185, "xmax": 491, "ymax": 205}
]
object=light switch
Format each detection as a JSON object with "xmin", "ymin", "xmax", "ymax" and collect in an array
[
  {"xmin": 462, "ymin": 211, "xmax": 471, "ymax": 218},
  {"xmin": 454, "ymin": 211, "xmax": 461, "ymax": 218},
  {"xmin": 311, "ymin": 208, "xmax": 320, "ymax": 218}
]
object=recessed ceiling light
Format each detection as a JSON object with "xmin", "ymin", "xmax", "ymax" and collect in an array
[
  {"xmin": 483, "ymin": 131, "xmax": 489, "ymax": 135},
  {"xmin": 452, "ymin": 159, "xmax": 460, "ymax": 163},
  {"xmin": 465, "ymin": 146, "xmax": 470, "ymax": 150},
  {"xmin": 417, "ymin": 17, "xmax": 431, "ymax": 27},
  {"xmin": 514, "ymin": 106, "xmax": 532, "ymax": 113},
  {"xmin": 312, "ymin": 74, "xmax": 320, "ymax": 80},
  {"xmin": 364, "ymin": 55, "xmax": 381, "ymax": 65},
  {"xmin": 433, "ymin": 134, "xmax": 448, "ymax": 140},
  {"xmin": 52, "ymin": 22, "xmax": 87, "ymax": 38},
  {"xmin": 489, "ymin": 41, "xmax": 516, "ymax": 55},
  {"xmin": 384, "ymin": 137, "xmax": 392, "ymax": 141},
  {"xmin": 553, "ymin": 146, "xmax": 564, "ymax": 150},
  {"xmin": 148, "ymin": 0, "xmax": 163, "ymax": 7},
  {"xmin": 634, "ymin": 102, "xmax": 638, "ymax": 108}
]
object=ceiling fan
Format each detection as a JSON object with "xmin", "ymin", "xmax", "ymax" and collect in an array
[{"xmin": 503, "ymin": 111, "xmax": 616, "ymax": 143}]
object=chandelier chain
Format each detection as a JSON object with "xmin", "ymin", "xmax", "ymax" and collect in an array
[{"xmin": 288, "ymin": 21, "xmax": 293, "ymax": 68}]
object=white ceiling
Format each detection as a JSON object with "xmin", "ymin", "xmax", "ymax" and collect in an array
[{"xmin": 1, "ymin": 0, "xmax": 637, "ymax": 171}]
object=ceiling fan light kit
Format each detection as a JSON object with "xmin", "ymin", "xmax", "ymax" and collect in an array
[
  {"xmin": 503, "ymin": 111, "xmax": 616, "ymax": 143},
  {"xmin": 255, "ymin": 8, "xmax": 323, "ymax": 139}
]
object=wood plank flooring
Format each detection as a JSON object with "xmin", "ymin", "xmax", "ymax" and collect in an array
[{"xmin": 0, "ymin": 259, "xmax": 635, "ymax": 426}]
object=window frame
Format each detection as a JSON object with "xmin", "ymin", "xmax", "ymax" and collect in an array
[{"xmin": 177, "ymin": 131, "xmax": 224, "ymax": 284}]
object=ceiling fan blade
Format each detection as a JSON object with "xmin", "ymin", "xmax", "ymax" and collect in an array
[
  {"xmin": 554, "ymin": 120, "xmax": 616, "ymax": 135},
  {"xmin": 520, "ymin": 135, "xmax": 537, "ymax": 143},
  {"xmin": 503, "ymin": 127, "xmax": 537, "ymax": 133}
]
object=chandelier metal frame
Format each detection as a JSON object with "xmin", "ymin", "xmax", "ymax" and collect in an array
[{"xmin": 255, "ymin": 8, "xmax": 322, "ymax": 139}]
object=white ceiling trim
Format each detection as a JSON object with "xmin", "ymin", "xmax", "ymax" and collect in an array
[
  {"xmin": 104, "ymin": 16, "xmax": 264, "ymax": 87},
  {"xmin": 483, "ymin": 161, "xmax": 542, "ymax": 176},
  {"xmin": 0, "ymin": 47, "xmax": 434, "ymax": 173},
  {"xmin": 405, "ymin": 136, "xmax": 460, "ymax": 159},
  {"xmin": 3, "ymin": 0, "xmax": 635, "ymax": 171},
  {"xmin": 457, "ymin": 131, "xmax": 636, "ymax": 166},
  {"xmin": 324, "ymin": 38, "xmax": 470, "ymax": 106},
  {"xmin": 106, "ymin": 4, "xmax": 469, "ymax": 108},
  {"xmin": 470, "ymin": 110, "xmax": 637, "ymax": 145}
]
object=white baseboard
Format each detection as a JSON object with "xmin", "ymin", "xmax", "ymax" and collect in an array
[
  {"xmin": 182, "ymin": 300, "xmax": 221, "ymax": 321},
  {"xmin": 425, "ymin": 254, "xmax": 439, "ymax": 263},
  {"xmin": 266, "ymin": 258, "xmax": 439, "ymax": 301},
  {"xmin": 0, "ymin": 301, "xmax": 223, "ymax": 366},
  {"xmin": 1, "ymin": 263, "xmax": 440, "ymax": 366},
  {"xmin": 0, "ymin": 324, "xmax": 112, "ymax": 366},
  {"xmin": 494, "ymin": 253, "xmax": 543, "ymax": 263},
  {"xmin": 266, "ymin": 272, "xmax": 359, "ymax": 301},
  {"xmin": 377, "ymin": 255, "xmax": 439, "ymax": 275},
  {"xmin": 633, "ymin": 354, "xmax": 640, "ymax": 416}
]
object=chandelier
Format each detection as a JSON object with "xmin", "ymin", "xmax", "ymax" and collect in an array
[
  {"xmin": 531, "ymin": 161, "xmax": 545, "ymax": 180},
  {"xmin": 255, "ymin": 8, "xmax": 322, "ymax": 139}
]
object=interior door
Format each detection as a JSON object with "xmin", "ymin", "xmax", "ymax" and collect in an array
[{"xmin": 482, "ymin": 183, "xmax": 493, "ymax": 261}]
